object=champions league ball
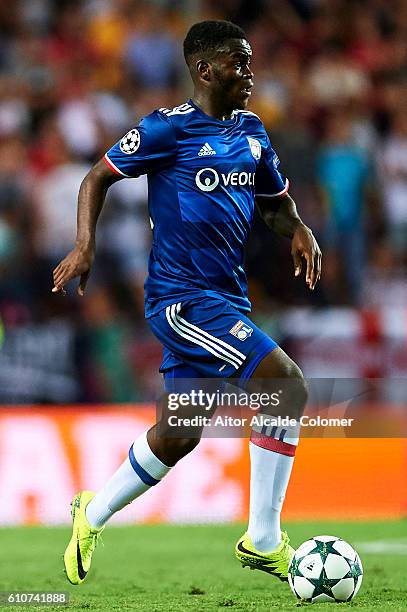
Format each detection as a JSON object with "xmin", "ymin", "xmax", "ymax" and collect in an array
[{"xmin": 288, "ymin": 535, "xmax": 363, "ymax": 603}]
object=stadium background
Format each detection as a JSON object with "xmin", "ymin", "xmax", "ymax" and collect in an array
[{"xmin": 0, "ymin": 0, "xmax": 406, "ymax": 525}]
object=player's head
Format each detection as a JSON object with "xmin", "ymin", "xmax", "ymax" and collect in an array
[{"xmin": 183, "ymin": 20, "xmax": 253, "ymax": 110}]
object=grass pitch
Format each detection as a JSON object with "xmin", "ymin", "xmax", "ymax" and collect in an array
[{"xmin": 0, "ymin": 521, "xmax": 406, "ymax": 611}]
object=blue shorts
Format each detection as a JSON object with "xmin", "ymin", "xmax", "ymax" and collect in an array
[{"xmin": 147, "ymin": 296, "xmax": 278, "ymax": 388}]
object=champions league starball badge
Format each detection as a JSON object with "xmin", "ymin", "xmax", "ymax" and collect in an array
[{"xmin": 120, "ymin": 129, "xmax": 141, "ymax": 154}]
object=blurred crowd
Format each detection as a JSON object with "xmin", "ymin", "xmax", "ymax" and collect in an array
[{"xmin": 0, "ymin": 0, "xmax": 406, "ymax": 402}]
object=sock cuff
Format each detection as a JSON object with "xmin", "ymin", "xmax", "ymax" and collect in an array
[
  {"xmin": 130, "ymin": 432, "xmax": 171, "ymax": 482},
  {"xmin": 250, "ymin": 432, "xmax": 297, "ymax": 456}
]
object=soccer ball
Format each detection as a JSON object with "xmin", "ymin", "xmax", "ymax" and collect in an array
[{"xmin": 288, "ymin": 535, "xmax": 363, "ymax": 603}]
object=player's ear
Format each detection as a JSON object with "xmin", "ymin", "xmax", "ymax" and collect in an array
[{"xmin": 196, "ymin": 59, "xmax": 211, "ymax": 83}]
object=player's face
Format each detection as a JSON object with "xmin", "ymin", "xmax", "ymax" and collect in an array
[{"xmin": 211, "ymin": 40, "xmax": 254, "ymax": 110}]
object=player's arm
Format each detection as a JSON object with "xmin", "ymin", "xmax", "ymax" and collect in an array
[
  {"xmin": 255, "ymin": 129, "xmax": 321, "ymax": 290},
  {"xmin": 52, "ymin": 111, "xmax": 177, "ymax": 296},
  {"xmin": 52, "ymin": 159, "xmax": 122, "ymax": 295},
  {"xmin": 256, "ymin": 193, "xmax": 321, "ymax": 290}
]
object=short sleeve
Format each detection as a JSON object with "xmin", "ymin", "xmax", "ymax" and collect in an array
[
  {"xmin": 255, "ymin": 133, "xmax": 289, "ymax": 197},
  {"xmin": 103, "ymin": 110, "xmax": 178, "ymax": 178}
]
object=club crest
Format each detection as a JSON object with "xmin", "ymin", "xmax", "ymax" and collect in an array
[
  {"xmin": 247, "ymin": 137, "xmax": 261, "ymax": 161},
  {"xmin": 229, "ymin": 320, "xmax": 253, "ymax": 341}
]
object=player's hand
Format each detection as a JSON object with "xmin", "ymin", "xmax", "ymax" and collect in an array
[
  {"xmin": 291, "ymin": 224, "xmax": 321, "ymax": 290},
  {"xmin": 52, "ymin": 246, "xmax": 94, "ymax": 296}
]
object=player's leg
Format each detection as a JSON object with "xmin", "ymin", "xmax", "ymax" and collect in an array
[
  {"xmin": 82, "ymin": 298, "xmax": 282, "ymax": 533},
  {"xmin": 147, "ymin": 297, "xmax": 303, "ymax": 581},
  {"xmin": 148, "ymin": 299, "xmax": 305, "ymax": 581},
  {"xmin": 235, "ymin": 347, "xmax": 307, "ymax": 580},
  {"xmin": 64, "ymin": 364, "xmax": 208, "ymax": 585},
  {"xmin": 84, "ymin": 363, "xmax": 213, "ymax": 529},
  {"xmin": 146, "ymin": 400, "xmax": 201, "ymax": 465},
  {"xmin": 248, "ymin": 347, "xmax": 306, "ymax": 549},
  {"xmin": 64, "ymin": 422, "xmax": 176, "ymax": 585},
  {"xmin": 64, "ymin": 427, "xmax": 197, "ymax": 585}
]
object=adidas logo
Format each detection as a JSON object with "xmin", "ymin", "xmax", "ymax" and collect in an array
[{"xmin": 198, "ymin": 142, "xmax": 216, "ymax": 156}]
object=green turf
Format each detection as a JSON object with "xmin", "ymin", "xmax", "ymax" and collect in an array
[{"xmin": 0, "ymin": 521, "xmax": 406, "ymax": 611}]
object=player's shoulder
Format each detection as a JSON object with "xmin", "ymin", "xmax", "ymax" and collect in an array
[
  {"xmin": 234, "ymin": 109, "xmax": 265, "ymax": 130},
  {"xmin": 235, "ymin": 109, "xmax": 271, "ymax": 149},
  {"xmin": 136, "ymin": 106, "xmax": 183, "ymax": 146},
  {"xmin": 139, "ymin": 102, "xmax": 197, "ymax": 140},
  {"xmin": 155, "ymin": 102, "xmax": 197, "ymax": 126}
]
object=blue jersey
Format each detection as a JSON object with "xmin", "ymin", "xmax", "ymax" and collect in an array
[{"xmin": 104, "ymin": 100, "xmax": 289, "ymax": 318}]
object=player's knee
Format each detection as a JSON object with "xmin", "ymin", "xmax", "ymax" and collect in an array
[
  {"xmin": 253, "ymin": 351, "xmax": 308, "ymax": 419},
  {"xmin": 289, "ymin": 367, "xmax": 308, "ymax": 418},
  {"xmin": 278, "ymin": 359, "xmax": 307, "ymax": 415}
]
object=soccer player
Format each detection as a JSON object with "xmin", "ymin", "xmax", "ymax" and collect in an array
[{"xmin": 53, "ymin": 21, "xmax": 321, "ymax": 585}]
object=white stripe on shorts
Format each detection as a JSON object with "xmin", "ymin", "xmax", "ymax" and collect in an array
[
  {"xmin": 174, "ymin": 303, "xmax": 246, "ymax": 360},
  {"xmin": 165, "ymin": 303, "xmax": 245, "ymax": 370}
]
